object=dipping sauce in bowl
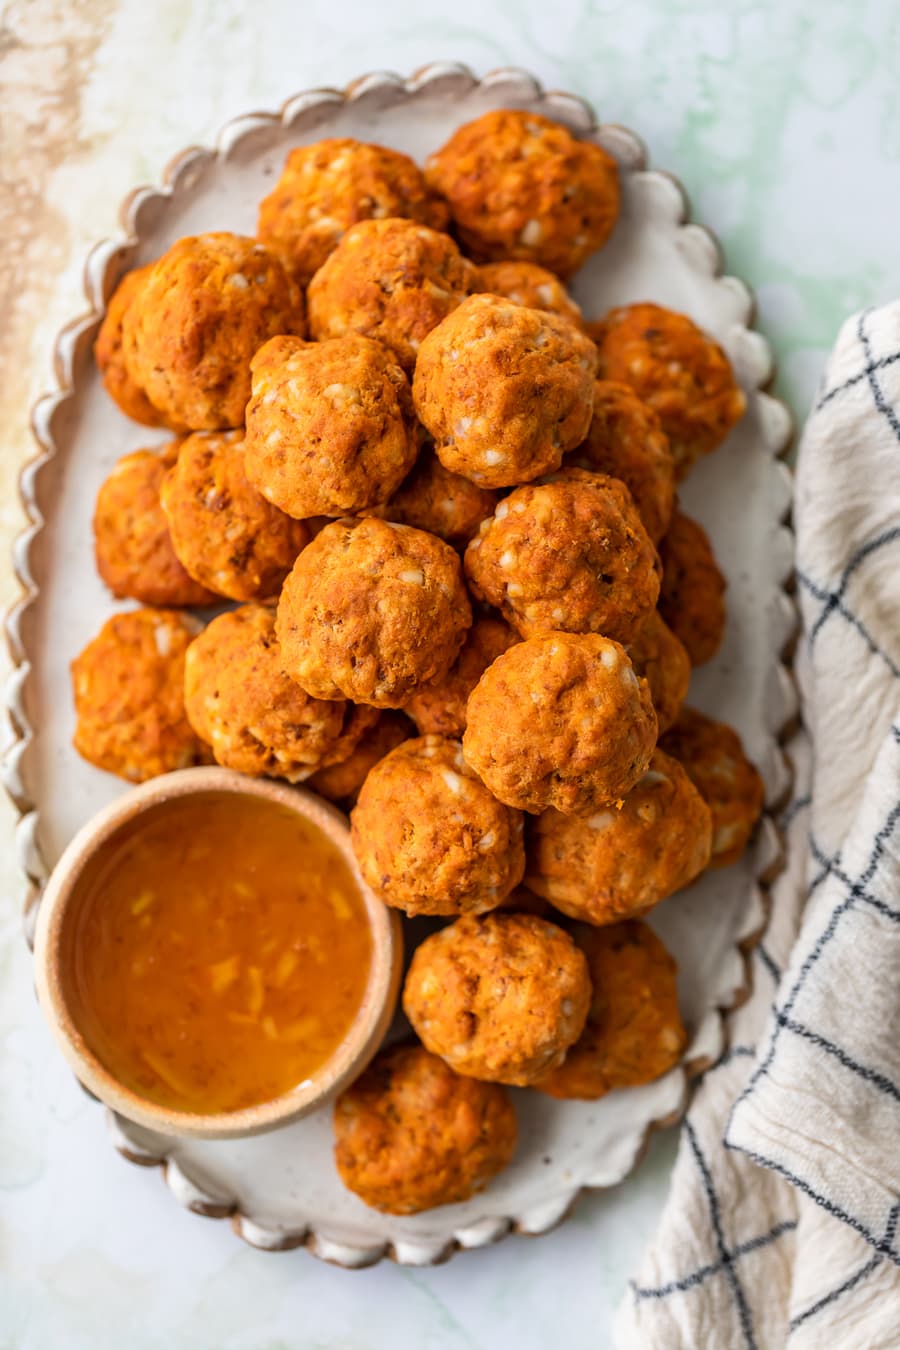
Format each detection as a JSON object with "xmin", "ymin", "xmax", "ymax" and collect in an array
[{"xmin": 34, "ymin": 769, "xmax": 402, "ymax": 1138}]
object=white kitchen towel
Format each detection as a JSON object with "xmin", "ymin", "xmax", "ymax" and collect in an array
[{"xmin": 617, "ymin": 303, "xmax": 900, "ymax": 1349}]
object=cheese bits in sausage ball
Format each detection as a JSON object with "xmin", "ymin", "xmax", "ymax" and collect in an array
[
  {"xmin": 160, "ymin": 430, "xmax": 308, "ymax": 601},
  {"xmin": 276, "ymin": 517, "xmax": 471, "ymax": 707},
  {"xmin": 465, "ymin": 469, "xmax": 659, "ymax": 642},
  {"xmin": 626, "ymin": 610, "xmax": 691, "ymax": 734},
  {"xmin": 425, "ymin": 110, "xmax": 620, "ymax": 278},
  {"xmin": 71, "ymin": 609, "xmax": 207, "ymax": 783},
  {"xmin": 121, "ymin": 232, "xmax": 304, "ymax": 431},
  {"xmin": 244, "ymin": 334, "xmax": 418, "ymax": 519},
  {"xmin": 94, "ymin": 265, "xmax": 168, "ymax": 427},
  {"xmin": 184, "ymin": 603, "xmax": 376, "ymax": 782},
  {"xmin": 403, "ymin": 912, "xmax": 591, "ymax": 1085},
  {"xmin": 463, "ymin": 633, "xmax": 658, "ymax": 816},
  {"xmin": 405, "ymin": 616, "xmax": 518, "ymax": 738},
  {"xmin": 567, "ymin": 380, "xmax": 675, "ymax": 544},
  {"xmin": 474, "ymin": 260, "xmax": 584, "ymax": 328},
  {"xmin": 413, "ymin": 294, "xmax": 598, "ymax": 488},
  {"xmin": 350, "ymin": 735, "xmax": 524, "ymax": 917},
  {"xmin": 591, "ymin": 303, "xmax": 745, "ymax": 478},
  {"xmin": 307, "ymin": 218, "xmax": 477, "ymax": 372},
  {"xmin": 534, "ymin": 921, "xmax": 686, "ymax": 1100},
  {"xmin": 257, "ymin": 138, "xmax": 448, "ymax": 286},
  {"xmin": 660, "ymin": 707, "xmax": 764, "ymax": 868},
  {"xmin": 658, "ymin": 509, "xmax": 727, "ymax": 666},
  {"xmin": 333, "ymin": 1044, "xmax": 516, "ymax": 1215},
  {"xmin": 306, "ymin": 711, "xmax": 413, "ymax": 807},
  {"xmin": 525, "ymin": 750, "xmax": 711, "ymax": 924},
  {"xmin": 374, "ymin": 448, "xmax": 499, "ymax": 548}
]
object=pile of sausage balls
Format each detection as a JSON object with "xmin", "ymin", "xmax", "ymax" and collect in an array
[{"xmin": 76, "ymin": 110, "xmax": 763, "ymax": 1216}]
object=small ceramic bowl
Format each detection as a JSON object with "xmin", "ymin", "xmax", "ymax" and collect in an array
[{"xmin": 32, "ymin": 766, "xmax": 403, "ymax": 1140}]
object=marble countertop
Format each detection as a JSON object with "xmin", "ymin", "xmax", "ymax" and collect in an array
[{"xmin": 2, "ymin": 1, "xmax": 899, "ymax": 1345}]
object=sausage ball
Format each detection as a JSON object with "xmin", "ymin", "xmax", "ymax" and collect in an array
[
  {"xmin": 244, "ymin": 334, "xmax": 417, "ymax": 519},
  {"xmin": 333, "ymin": 1044, "xmax": 516, "ymax": 1215},
  {"xmin": 403, "ymin": 912, "xmax": 591, "ymax": 1085},
  {"xmin": 567, "ymin": 380, "xmax": 675, "ymax": 543},
  {"xmin": 121, "ymin": 232, "xmax": 304, "ymax": 431},
  {"xmin": 94, "ymin": 265, "xmax": 168, "ymax": 427},
  {"xmin": 184, "ymin": 604, "xmax": 376, "ymax": 781},
  {"xmin": 307, "ymin": 218, "xmax": 477, "ymax": 372},
  {"xmin": 534, "ymin": 921, "xmax": 687, "ymax": 1100},
  {"xmin": 464, "ymin": 469, "xmax": 659, "ymax": 642},
  {"xmin": 525, "ymin": 749, "xmax": 712, "ymax": 924},
  {"xmin": 657, "ymin": 509, "xmax": 727, "ymax": 667},
  {"xmin": 350, "ymin": 735, "xmax": 524, "ymax": 916},
  {"xmin": 474, "ymin": 260, "xmax": 584, "ymax": 328},
  {"xmin": 463, "ymin": 633, "xmax": 657, "ymax": 815},
  {"xmin": 306, "ymin": 711, "xmax": 413, "ymax": 806},
  {"xmin": 276, "ymin": 517, "xmax": 471, "ymax": 708},
  {"xmin": 93, "ymin": 443, "xmax": 215, "ymax": 607},
  {"xmin": 374, "ymin": 448, "xmax": 498, "ymax": 548},
  {"xmin": 257, "ymin": 137, "xmax": 448, "ymax": 286},
  {"xmin": 71, "ymin": 609, "xmax": 207, "ymax": 782},
  {"xmin": 626, "ymin": 610, "xmax": 691, "ymax": 734},
  {"xmin": 405, "ymin": 616, "xmax": 518, "ymax": 738},
  {"xmin": 660, "ymin": 707, "xmax": 764, "ymax": 868},
  {"xmin": 425, "ymin": 110, "xmax": 620, "ymax": 277},
  {"xmin": 413, "ymin": 294, "xmax": 598, "ymax": 488},
  {"xmin": 159, "ymin": 430, "xmax": 308, "ymax": 601},
  {"xmin": 591, "ymin": 303, "xmax": 745, "ymax": 477}
]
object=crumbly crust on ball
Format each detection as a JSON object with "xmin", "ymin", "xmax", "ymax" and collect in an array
[
  {"xmin": 425, "ymin": 110, "xmax": 620, "ymax": 278},
  {"xmin": 275, "ymin": 516, "xmax": 472, "ymax": 707},
  {"xmin": 463, "ymin": 633, "xmax": 658, "ymax": 815},
  {"xmin": 350, "ymin": 735, "xmax": 524, "ymax": 916},
  {"xmin": 121, "ymin": 232, "xmax": 304, "ymax": 431},
  {"xmin": 71, "ymin": 609, "xmax": 207, "ymax": 782},
  {"xmin": 534, "ymin": 921, "xmax": 686, "ymax": 1099},
  {"xmin": 94, "ymin": 265, "xmax": 169, "ymax": 427},
  {"xmin": 373, "ymin": 448, "xmax": 499, "ymax": 547},
  {"xmin": 306, "ymin": 711, "xmax": 413, "ymax": 806},
  {"xmin": 464, "ymin": 468, "xmax": 659, "ymax": 641},
  {"xmin": 244, "ymin": 334, "xmax": 417, "ymax": 519},
  {"xmin": 405, "ymin": 617, "xmax": 518, "ymax": 738},
  {"xmin": 658, "ymin": 509, "xmax": 727, "ymax": 666},
  {"xmin": 474, "ymin": 260, "xmax": 584, "ymax": 327},
  {"xmin": 403, "ymin": 911, "xmax": 591, "ymax": 1085},
  {"xmin": 660, "ymin": 707, "xmax": 764, "ymax": 868},
  {"xmin": 626, "ymin": 609, "xmax": 691, "ymax": 734},
  {"xmin": 333, "ymin": 1044, "xmax": 517, "ymax": 1214},
  {"xmin": 525, "ymin": 749, "xmax": 711, "ymax": 923},
  {"xmin": 257, "ymin": 138, "xmax": 449, "ymax": 286},
  {"xmin": 413, "ymin": 293, "xmax": 598, "ymax": 488}
]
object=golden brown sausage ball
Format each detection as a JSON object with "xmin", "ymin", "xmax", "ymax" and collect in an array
[
  {"xmin": 71, "ymin": 609, "xmax": 207, "ymax": 782},
  {"xmin": 525, "ymin": 749, "xmax": 711, "ymax": 924},
  {"xmin": 276, "ymin": 517, "xmax": 471, "ymax": 708},
  {"xmin": 121, "ymin": 233, "xmax": 304, "ymax": 431},
  {"xmin": 403, "ymin": 912, "xmax": 591, "ymax": 1085},
  {"xmin": 464, "ymin": 469, "xmax": 659, "ymax": 642},
  {"xmin": 257, "ymin": 138, "xmax": 449, "ymax": 286},
  {"xmin": 659, "ymin": 707, "xmax": 764, "ymax": 868},
  {"xmin": 244, "ymin": 334, "xmax": 417, "ymax": 519},
  {"xmin": 567, "ymin": 380, "xmax": 675, "ymax": 543},
  {"xmin": 626, "ymin": 610, "xmax": 691, "ymax": 734},
  {"xmin": 590, "ymin": 303, "xmax": 745, "ymax": 478},
  {"xmin": 306, "ymin": 711, "xmax": 413, "ymax": 806},
  {"xmin": 333, "ymin": 1044, "xmax": 516, "ymax": 1215},
  {"xmin": 184, "ymin": 604, "xmax": 376, "ymax": 781},
  {"xmin": 658, "ymin": 509, "xmax": 727, "ymax": 666},
  {"xmin": 93, "ymin": 444, "xmax": 216, "ymax": 607},
  {"xmin": 463, "ymin": 633, "xmax": 657, "ymax": 815},
  {"xmin": 425, "ymin": 110, "xmax": 620, "ymax": 278},
  {"xmin": 306, "ymin": 218, "xmax": 477, "ymax": 372},
  {"xmin": 405, "ymin": 617, "xmax": 518, "ymax": 738},
  {"xmin": 534, "ymin": 921, "xmax": 686, "ymax": 1100},
  {"xmin": 413, "ymin": 294, "xmax": 598, "ymax": 488},
  {"xmin": 94, "ymin": 265, "xmax": 169, "ymax": 427},
  {"xmin": 159, "ymin": 430, "xmax": 308, "ymax": 601},
  {"xmin": 474, "ymin": 260, "xmax": 584, "ymax": 328},
  {"xmin": 373, "ymin": 448, "xmax": 499, "ymax": 548},
  {"xmin": 350, "ymin": 735, "xmax": 524, "ymax": 916}
]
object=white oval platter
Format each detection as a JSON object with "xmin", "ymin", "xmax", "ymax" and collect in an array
[{"xmin": 4, "ymin": 63, "xmax": 795, "ymax": 1268}]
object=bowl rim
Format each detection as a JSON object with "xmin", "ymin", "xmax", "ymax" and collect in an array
[{"xmin": 31, "ymin": 765, "xmax": 404, "ymax": 1140}]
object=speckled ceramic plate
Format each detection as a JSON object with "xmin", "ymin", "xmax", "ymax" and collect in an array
[{"xmin": 5, "ymin": 63, "xmax": 795, "ymax": 1268}]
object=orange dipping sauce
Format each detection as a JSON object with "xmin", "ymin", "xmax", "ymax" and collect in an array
[{"xmin": 65, "ymin": 793, "xmax": 373, "ymax": 1114}]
